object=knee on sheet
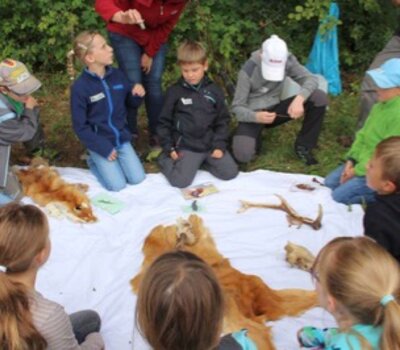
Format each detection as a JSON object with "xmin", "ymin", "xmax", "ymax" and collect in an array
[{"xmin": 232, "ymin": 135, "xmax": 257, "ymax": 164}]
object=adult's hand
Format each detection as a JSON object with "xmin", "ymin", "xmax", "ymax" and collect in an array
[
  {"xmin": 340, "ymin": 160, "xmax": 355, "ymax": 184},
  {"xmin": 141, "ymin": 53, "xmax": 153, "ymax": 74},
  {"xmin": 255, "ymin": 111, "xmax": 276, "ymax": 124},
  {"xmin": 288, "ymin": 95, "xmax": 305, "ymax": 119},
  {"xmin": 112, "ymin": 9, "xmax": 143, "ymax": 25}
]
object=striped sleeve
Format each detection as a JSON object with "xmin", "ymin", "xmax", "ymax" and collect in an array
[{"xmin": 31, "ymin": 292, "xmax": 104, "ymax": 349}]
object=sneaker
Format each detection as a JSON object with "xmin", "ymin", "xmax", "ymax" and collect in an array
[{"xmin": 295, "ymin": 145, "xmax": 318, "ymax": 166}]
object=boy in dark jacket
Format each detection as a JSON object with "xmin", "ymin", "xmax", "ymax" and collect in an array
[
  {"xmin": 157, "ymin": 41, "xmax": 238, "ymax": 188},
  {"xmin": 364, "ymin": 136, "xmax": 400, "ymax": 262}
]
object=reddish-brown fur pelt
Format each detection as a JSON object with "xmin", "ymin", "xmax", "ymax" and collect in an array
[
  {"xmin": 131, "ymin": 215, "xmax": 317, "ymax": 350},
  {"xmin": 16, "ymin": 164, "xmax": 97, "ymax": 223}
]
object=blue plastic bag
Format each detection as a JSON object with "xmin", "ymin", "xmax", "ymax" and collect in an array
[{"xmin": 306, "ymin": 2, "xmax": 342, "ymax": 95}]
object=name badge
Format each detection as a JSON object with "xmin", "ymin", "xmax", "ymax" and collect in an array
[
  {"xmin": 90, "ymin": 92, "xmax": 105, "ymax": 103},
  {"xmin": 181, "ymin": 98, "xmax": 192, "ymax": 105}
]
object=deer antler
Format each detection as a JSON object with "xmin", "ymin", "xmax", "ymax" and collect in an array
[{"xmin": 237, "ymin": 194, "xmax": 323, "ymax": 230}]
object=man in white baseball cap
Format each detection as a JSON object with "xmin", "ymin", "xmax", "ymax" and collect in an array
[{"xmin": 232, "ymin": 34, "xmax": 328, "ymax": 165}]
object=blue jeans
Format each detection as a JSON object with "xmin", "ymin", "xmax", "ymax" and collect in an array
[
  {"xmin": 109, "ymin": 31, "xmax": 167, "ymax": 136},
  {"xmin": 324, "ymin": 164, "xmax": 375, "ymax": 204},
  {"xmin": 87, "ymin": 142, "xmax": 145, "ymax": 192}
]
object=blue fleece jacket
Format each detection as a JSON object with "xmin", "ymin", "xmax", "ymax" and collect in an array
[{"xmin": 70, "ymin": 67, "xmax": 140, "ymax": 158}]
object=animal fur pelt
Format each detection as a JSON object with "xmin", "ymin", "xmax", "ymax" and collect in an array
[
  {"xmin": 15, "ymin": 160, "xmax": 97, "ymax": 223},
  {"xmin": 285, "ymin": 241, "xmax": 315, "ymax": 271},
  {"xmin": 131, "ymin": 215, "xmax": 317, "ymax": 350}
]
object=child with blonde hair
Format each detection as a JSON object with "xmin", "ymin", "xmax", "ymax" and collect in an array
[
  {"xmin": 0, "ymin": 202, "xmax": 104, "ymax": 349},
  {"xmin": 157, "ymin": 40, "xmax": 238, "ymax": 188},
  {"xmin": 364, "ymin": 136, "xmax": 400, "ymax": 262},
  {"xmin": 298, "ymin": 236, "xmax": 400, "ymax": 349},
  {"xmin": 135, "ymin": 250, "xmax": 256, "ymax": 350},
  {"xmin": 69, "ymin": 30, "xmax": 145, "ymax": 191}
]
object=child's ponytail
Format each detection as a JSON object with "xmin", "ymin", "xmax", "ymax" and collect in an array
[
  {"xmin": 67, "ymin": 49, "xmax": 76, "ymax": 81},
  {"xmin": 381, "ymin": 297, "xmax": 400, "ymax": 350},
  {"xmin": 67, "ymin": 30, "xmax": 99, "ymax": 81},
  {"xmin": 0, "ymin": 271, "xmax": 47, "ymax": 349},
  {"xmin": 0, "ymin": 203, "xmax": 49, "ymax": 349}
]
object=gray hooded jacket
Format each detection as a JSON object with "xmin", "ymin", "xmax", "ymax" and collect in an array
[{"xmin": 231, "ymin": 50, "xmax": 318, "ymax": 123}]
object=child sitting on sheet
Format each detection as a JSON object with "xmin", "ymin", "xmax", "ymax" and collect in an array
[
  {"xmin": 364, "ymin": 136, "xmax": 400, "ymax": 262},
  {"xmin": 69, "ymin": 31, "xmax": 145, "ymax": 192},
  {"xmin": 136, "ymin": 250, "xmax": 256, "ymax": 350},
  {"xmin": 0, "ymin": 59, "xmax": 45, "ymax": 205},
  {"xmin": 157, "ymin": 41, "xmax": 238, "ymax": 188},
  {"xmin": 297, "ymin": 236, "xmax": 400, "ymax": 349},
  {"xmin": 0, "ymin": 203, "xmax": 104, "ymax": 349},
  {"xmin": 325, "ymin": 58, "xmax": 400, "ymax": 204}
]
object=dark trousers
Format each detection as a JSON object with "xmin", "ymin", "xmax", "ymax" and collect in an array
[
  {"xmin": 232, "ymin": 90, "xmax": 327, "ymax": 163},
  {"xmin": 158, "ymin": 149, "xmax": 239, "ymax": 188},
  {"xmin": 69, "ymin": 309, "xmax": 101, "ymax": 344}
]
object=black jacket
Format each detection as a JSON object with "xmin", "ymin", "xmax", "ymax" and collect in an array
[
  {"xmin": 157, "ymin": 76, "xmax": 231, "ymax": 153},
  {"xmin": 364, "ymin": 193, "xmax": 400, "ymax": 262}
]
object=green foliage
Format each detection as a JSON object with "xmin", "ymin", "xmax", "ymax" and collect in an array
[
  {"xmin": 287, "ymin": 0, "xmax": 397, "ymax": 70},
  {"xmin": 0, "ymin": 0, "xmax": 397, "ymax": 90},
  {"xmin": 0, "ymin": 0, "xmax": 102, "ymax": 71}
]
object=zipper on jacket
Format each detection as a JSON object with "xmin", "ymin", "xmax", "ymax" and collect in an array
[{"xmin": 100, "ymin": 79, "xmax": 121, "ymax": 149}]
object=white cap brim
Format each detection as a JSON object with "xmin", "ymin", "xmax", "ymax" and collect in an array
[{"xmin": 261, "ymin": 62, "xmax": 285, "ymax": 82}]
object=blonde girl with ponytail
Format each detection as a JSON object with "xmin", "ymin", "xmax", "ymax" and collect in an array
[
  {"xmin": 298, "ymin": 236, "xmax": 400, "ymax": 349},
  {"xmin": 0, "ymin": 203, "xmax": 104, "ymax": 349},
  {"xmin": 68, "ymin": 30, "xmax": 146, "ymax": 192}
]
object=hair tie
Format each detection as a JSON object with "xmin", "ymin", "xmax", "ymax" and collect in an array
[
  {"xmin": 0, "ymin": 265, "xmax": 7, "ymax": 273},
  {"xmin": 380, "ymin": 294, "xmax": 395, "ymax": 306},
  {"xmin": 77, "ymin": 43, "xmax": 88, "ymax": 50}
]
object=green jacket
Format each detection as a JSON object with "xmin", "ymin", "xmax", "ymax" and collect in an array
[{"xmin": 347, "ymin": 95, "xmax": 400, "ymax": 176}]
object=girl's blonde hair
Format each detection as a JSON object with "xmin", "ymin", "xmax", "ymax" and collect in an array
[
  {"xmin": 312, "ymin": 236, "xmax": 400, "ymax": 350},
  {"xmin": 0, "ymin": 203, "xmax": 49, "ymax": 349},
  {"xmin": 135, "ymin": 250, "xmax": 224, "ymax": 350},
  {"xmin": 177, "ymin": 40, "xmax": 207, "ymax": 65},
  {"xmin": 67, "ymin": 30, "xmax": 99, "ymax": 80},
  {"xmin": 375, "ymin": 136, "xmax": 400, "ymax": 191}
]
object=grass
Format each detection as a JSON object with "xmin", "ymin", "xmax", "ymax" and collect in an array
[{"xmin": 11, "ymin": 72, "xmax": 360, "ymax": 177}]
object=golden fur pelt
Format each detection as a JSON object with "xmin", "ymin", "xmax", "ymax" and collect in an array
[
  {"xmin": 131, "ymin": 215, "xmax": 317, "ymax": 350},
  {"xmin": 15, "ymin": 158, "xmax": 97, "ymax": 223}
]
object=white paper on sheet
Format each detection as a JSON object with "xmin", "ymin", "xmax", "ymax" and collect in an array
[{"xmin": 32, "ymin": 168, "xmax": 363, "ymax": 350}]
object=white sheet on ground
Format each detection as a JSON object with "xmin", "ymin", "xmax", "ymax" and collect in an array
[{"xmin": 32, "ymin": 168, "xmax": 364, "ymax": 350}]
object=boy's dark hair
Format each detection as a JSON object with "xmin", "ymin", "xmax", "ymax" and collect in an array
[
  {"xmin": 135, "ymin": 250, "xmax": 224, "ymax": 350},
  {"xmin": 177, "ymin": 40, "xmax": 207, "ymax": 65},
  {"xmin": 375, "ymin": 136, "xmax": 400, "ymax": 191}
]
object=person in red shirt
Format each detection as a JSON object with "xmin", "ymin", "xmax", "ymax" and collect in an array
[{"xmin": 95, "ymin": 0, "xmax": 188, "ymax": 148}]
